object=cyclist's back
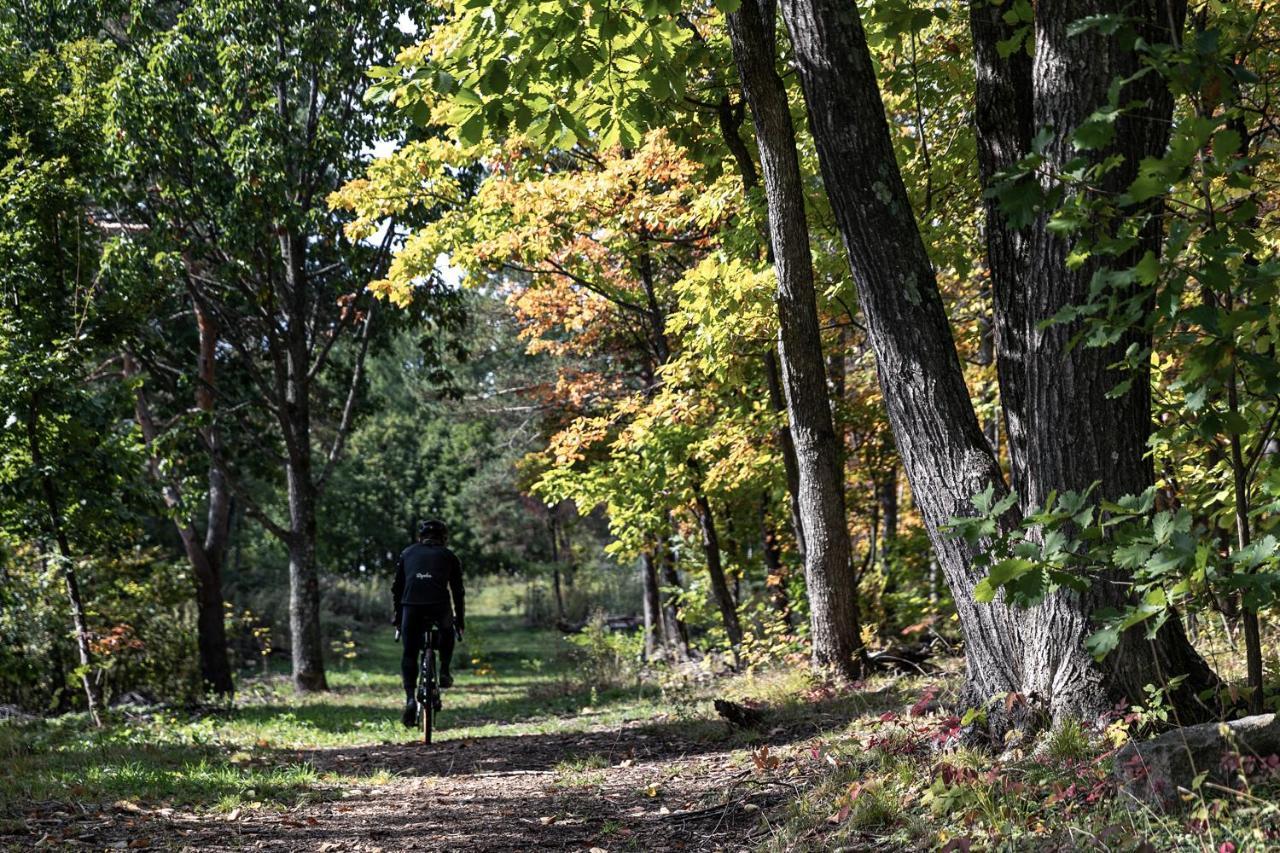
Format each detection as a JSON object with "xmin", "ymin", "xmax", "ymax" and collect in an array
[
  {"xmin": 397, "ymin": 542, "xmax": 461, "ymax": 610},
  {"xmin": 393, "ymin": 519, "xmax": 464, "ymax": 727}
]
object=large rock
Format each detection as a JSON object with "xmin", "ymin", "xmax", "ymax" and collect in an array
[{"xmin": 1115, "ymin": 713, "xmax": 1280, "ymax": 809}]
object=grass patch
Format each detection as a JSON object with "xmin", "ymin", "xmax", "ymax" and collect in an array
[{"xmin": 0, "ymin": 582, "xmax": 672, "ymax": 817}]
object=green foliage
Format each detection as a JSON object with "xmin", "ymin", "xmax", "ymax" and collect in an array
[
  {"xmin": 564, "ymin": 610, "xmax": 643, "ymax": 692},
  {"xmin": 0, "ymin": 541, "xmax": 201, "ymax": 711},
  {"xmin": 368, "ymin": 0, "xmax": 706, "ymax": 150},
  {"xmin": 953, "ymin": 481, "xmax": 1280, "ymax": 669}
]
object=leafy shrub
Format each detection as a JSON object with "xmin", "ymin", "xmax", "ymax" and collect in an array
[
  {"xmin": 564, "ymin": 609, "xmax": 642, "ymax": 691},
  {"xmin": 0, "ymin": 541, "xmax": 201, "ymax": 712}
]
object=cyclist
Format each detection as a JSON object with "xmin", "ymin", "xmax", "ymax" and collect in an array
[{"xmin": 392, "ymin": 518, "xmax": 465, "ymax": 728}]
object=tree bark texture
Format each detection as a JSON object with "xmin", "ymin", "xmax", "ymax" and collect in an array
[
  {"xmin": 974, "ymin": 0, "xmax": 1218, "ymax": 721},
  {"xmin": 778, "ymin": 0, "xmax": 1022, "ymax": 702},
  {"xmin": 727, "ymin": 0, "xmax": 863, "ymax": 679},
  {"xmin": 764, "ymin": 349, "xmax": 807, "ymax": 563},
  {"xmin": 778, "ymin": 0, "xmax": 1218, "ymax": 722},
  {"xmin": 968, "ymin": 0, "xmax": 1034, "ymax": 498},
  {"xmin": 275, "ymin": 231, "xmax": 329, "ymax": 693}
]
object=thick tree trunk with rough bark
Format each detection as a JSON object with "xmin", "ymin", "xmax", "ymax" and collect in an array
[
  {"xmin": 726, "ymin": 0, "xmax": 863, "ymax": 679},
  {"xmin": 968, "ymin": 0, "xmax": 1034, "ymax": 498},
  {"xmin": 776, "ymin": 0, "xmax": 1216, "ymax": 723},
  {"xmin": 778, "ymin": 0, "xmax": 1022, "ymax": 703},
  {"xmin": 966, "ymin": 0, "xmax": 1218, "ymax": 721}
]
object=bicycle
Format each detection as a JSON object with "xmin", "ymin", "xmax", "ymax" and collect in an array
[{"xmin": 413, "ymin": 625, "xmax": 444, "ymax": 744}]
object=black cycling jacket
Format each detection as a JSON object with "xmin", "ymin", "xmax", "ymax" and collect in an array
[{"xmin": 392, "ymin": 543, "xmax": 465, "ymax": 628}]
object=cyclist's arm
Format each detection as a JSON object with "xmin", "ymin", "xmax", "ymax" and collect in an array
[
  {"xmin": 449, "ymin": 553, "xmax": 465, "ymax": 632},
  {"xmin": 392, "ymin": 552, "xmax": 405, "ymax": 626}
]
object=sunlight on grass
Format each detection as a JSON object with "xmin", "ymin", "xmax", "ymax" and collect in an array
[{"xmin": 0, "ymin": 581, "xmax": 670, "ymax": 816}]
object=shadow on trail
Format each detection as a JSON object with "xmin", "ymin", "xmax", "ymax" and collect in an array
[{"xmin": 283, "ymin": 684, "xmax": 904, "ymax": 778}]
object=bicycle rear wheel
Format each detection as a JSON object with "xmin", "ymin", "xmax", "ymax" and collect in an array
[{"xmin": 421, "ymin": 646, "xmax": 435, "ymax": 745}]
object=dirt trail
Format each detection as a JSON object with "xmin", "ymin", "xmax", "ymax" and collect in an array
[{"xmin": 20, "ymin": 719, "xmax": 805, "ymax": 852}]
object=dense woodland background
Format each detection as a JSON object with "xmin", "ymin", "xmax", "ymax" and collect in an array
[{"xmin": 3, "ymin": 0, "xmax": 1280, "ymax": 847}]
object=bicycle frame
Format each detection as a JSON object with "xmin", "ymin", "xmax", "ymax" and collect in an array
[{"xmin": 415, "ymin": 626, "xmax": 444, "ymax": 744}]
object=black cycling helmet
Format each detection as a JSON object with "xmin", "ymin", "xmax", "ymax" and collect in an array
[{"xmin": 417, "ymin": 518, "xmax": 448, "ymax": 542}]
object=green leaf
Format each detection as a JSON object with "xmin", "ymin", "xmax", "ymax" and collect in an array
[
  {"xmin": 453, "ymin": 86, "xmax": 483, "ymax": 106},
  {"xmin": 1085, "ymin": 625, "xmax": 1120, "ymax": 660},
  {"xmin": 485, "ymin": 61, "xmax": 510, "ymax": 95},
  {"xmin": 457, "ymin": 112, "xmax": 485, "ymax": 145}
]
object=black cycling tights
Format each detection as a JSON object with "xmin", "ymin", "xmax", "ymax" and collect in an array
[{"xmin": 400, "ymin": 605, "xmax": 455, "ymax": 701}]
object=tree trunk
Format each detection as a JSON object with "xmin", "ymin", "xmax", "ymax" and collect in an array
[
  {"xmin": 988, "ymin": 0, "xmax": 1217, "ymax": 721},
  {"xmin": 968, "ymin": 0, "xmax": 1034, "ymax": 497},
  {"xmin": 760, "ymin": 0, "xmax": 1223, "ymax": 722},
  {"xmin": 286, "ymin": 450, "xmax": 327, "ymax": 692},
  {"xmin": 876, "ymin": 466, "xmax": 899, "ymax": 596},
  {"xmin": 194, "ymin": 303, "xmax": 235, "ymax": 695},
  {"xmin": 690, "ymin": 480, "xmax": 743, "ymax": 657},
  {"xmin": 764, "ymin": 350, "xmax": 806, "ymax": 562},
  {"xmin": 126, "ymin": 299, "xmax": 236, "ymax": 696},
  {"xmin": 549, "ymin": 515, "xmax": 566, "ymax": 621},
  {"xmin": 281, "ymin": 233, "xmax": 328, "ymax": 693},
  {"xmin": 727, "ymin": 0, "xmax": 863, "ymax": 679},
  {"xmin": 659, "ymin": 543, "xmax": 691, "ymax": 661},
  {"xmin": 640, "ymin": 551, "xmax": 663, "ymax": 659},
  {"xmin": 26, "ymin": 397, "xmax": 102, "ymax": 725},
  {"xmin": 778, "ymin": 0, "xmax": 1024, "ymax": 704}
]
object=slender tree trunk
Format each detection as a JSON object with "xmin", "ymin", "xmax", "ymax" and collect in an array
[
  {"xmin": 640, "ymin": 551, "xmax": 663, "ymax": 660},
  {"xmin": 876, "ymin": 466, "xmax": 899, "ymax": 596},
  {"xmin": 716, "ymin": 80, "xmax": 808, "ymax": 570},
  {"xmin": 125, "ymin": 300, "xmax": 236, "ymax": 696},
  {"xmin": 778, "ymin": 0, "xmax": 1023, "ymax": 705},
  {"xmin": 193, "ymin": 303, "xmax": 235, "ymax": 695},
  {"xmin": 764, "ymin": 350, "xmax": 806, "ymax": 562},
  {"xmin": 727, "ymin": 0, "xmax": 863, "ymax": 679},
  {"xmin": 26, "ymin": 397, "xmax": 102, "ymax": 725},
  {"xmin": 281, "ymin": 234, "xmax": 328, "ymax": 693},
  {"xmin": 659, "ymin": 543, "xmax": 691, "ymax": 661},
  {"xmin": 690, "ymin": 479, "xmax": 743, "ymax": 658},
  {"xmin": 549, "ymin": 515, "xmax": 566, "ymax": 622},
  {"xmin": 1228, "ymin": 366, "xmax": 1262, "ymax": 713}
]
